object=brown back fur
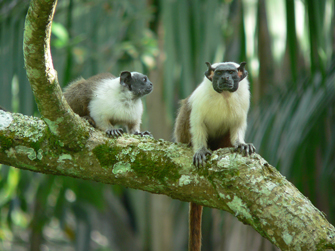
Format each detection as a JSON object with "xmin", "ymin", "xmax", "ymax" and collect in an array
[
  {"xmin": 174, "ymin": 95, "xmax": 233, "ymax": 251},
  {"xmin": 174, "ymin": 98, "xmax": 192, "ymax": 144},
  {"xmin": 63, "ymin": 73, "xmax": 116, "ymax": 117},
  {"xmin": 174, "ymin": 97, "xmax": 232, "ymax": 150}
]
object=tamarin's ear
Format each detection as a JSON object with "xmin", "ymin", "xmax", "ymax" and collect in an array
[
  {"xmin": 205, "ymin": 62, "xmax": 215, "ymax": 81},
  {"xmin": 120, "ymin": 71, "xmax": 132, "ymax": 87},
  {"xmin": 237, "ymin": 62, "xmax": 248, "ymax": 81}
]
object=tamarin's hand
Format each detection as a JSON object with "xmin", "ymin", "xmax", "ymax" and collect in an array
[
  {"xmin": 174, "ymin": 60, "xmax": 256, "ymax": 251},
  {"xmin": 193, "ymin": 147, "xmax": 211, "ymax": 168},
  {"xmin": 235, "ymin": 143, "xmax": 256, "ymax": 156}
]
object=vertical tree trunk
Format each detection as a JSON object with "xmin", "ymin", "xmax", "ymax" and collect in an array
[{"xmin": 257, "ymin": 0, "xmax": 274, "ymax": 96}]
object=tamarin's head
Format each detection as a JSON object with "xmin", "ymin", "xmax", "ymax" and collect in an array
[
  {"xmin": 119, "ymin": 71, "xmax": 153, "ymax": 97},
  {"xmin": 204, "ymin": 62, "xmax": 248, "ymax": 93}
]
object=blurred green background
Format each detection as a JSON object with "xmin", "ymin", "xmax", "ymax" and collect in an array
[{"xmin": 0, "ymin": 0, "xmax": 334, "ymax": 250}]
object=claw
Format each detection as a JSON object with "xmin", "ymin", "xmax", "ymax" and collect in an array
[
  {"xmin": 106, "ymin": 128, "xmax": 124, "ymax": 138},
  {"xmin": 246, "ymin": 145, "xmax": 250, "ymax": 156},
  {"xmin": 141, "ymin": 131, "xmax": 153, "ymax": 137},
  {"xmin": 193, "ymin": 147, "xmax": 212, "ymax": 168},
  {"xmin": 134, "ymin": 131, "xmax": 153, "ymax": 137},
  {"xmin": 235, "ymin": 143, "xmax": 256, "ymax": 156}
]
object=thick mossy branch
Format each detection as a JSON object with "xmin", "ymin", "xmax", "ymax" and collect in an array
[
  {"xmin": 23, "ymin": 0, "xmax": 89, "ymax": 148},
  {"xmin": 19, "ymin": 1, "xmax": 335, "ymax": 250},
  {"xmin": 0, "ymin": 111, "xmax": 334, "ymax": 251}
]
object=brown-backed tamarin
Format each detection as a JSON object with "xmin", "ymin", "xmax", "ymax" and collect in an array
[
  {"xmin": 63, "ymin": 71, "xmax": 153, "ymax": 137},
  {"xmin": 174, "ymin": 61, "xmax": 255, "ymax": 251}
]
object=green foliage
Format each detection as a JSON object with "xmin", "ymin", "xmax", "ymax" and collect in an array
[
  {"xmin": 51, "ymin": 22, "xmax": 70, "ymax": 48},
  {"xmin": 0, "ymin": 0, "xmax": 335, "ymax": 250}
]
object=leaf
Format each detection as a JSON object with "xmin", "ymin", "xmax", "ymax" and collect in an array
[{"xmin": 51, "ymin": 22, "xmax": 69, "ymax": 48}]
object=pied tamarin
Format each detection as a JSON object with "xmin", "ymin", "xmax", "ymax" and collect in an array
[
  {"xmin": 174, "ymin": 61, "xmax": 256, "ymax": 251},
  {"xmin": 63, "ymin": 71, "xmax": 153, "ymax": 137}
]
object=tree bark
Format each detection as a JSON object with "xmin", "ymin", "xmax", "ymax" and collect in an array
[
  {"xmin": 0, "ymin": 0, "xmax": 333, "ymax": 250},
  {"xmin": 0, "ymin": 111, "xmax": 335, "ymax": 251},
  {"xmin": 23, "ymin": 0, "xmax": 89, "ymax": 149}
]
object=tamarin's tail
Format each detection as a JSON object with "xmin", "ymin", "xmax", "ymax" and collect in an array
[{"xmin": 189, "ymin": 202, "xmax": 203, "ymax": 251}]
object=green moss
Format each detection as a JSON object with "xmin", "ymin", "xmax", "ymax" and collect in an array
[
  {"xmin": 30, "ymin": 141, "xmax": 41, "ymax": 151},
  {"xmin": 93, "ymin": 142, "xmax": 181, "ymax": 183},
  {"xmin": 93, "ymin": 143, "xmax": 120, "ymax": 168},
  {"xmin": 0, "ymin": 135, "xmax": 13, "ymax": 151},
  {"xmin": 29, "ymin": 134, "xmax": 49, "ymax": 152},
  {"xmin": 130, "ymin": 151, "xmax": 181, "ymax": 184}
]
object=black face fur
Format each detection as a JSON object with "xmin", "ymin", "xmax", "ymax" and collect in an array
[
  {"xmin": 120, "ymin": 71, "xmax": 153, "ymax": 97},
  {"xmin": 205, "ymin": 62, "xmax": 248, "ymax": 93}
]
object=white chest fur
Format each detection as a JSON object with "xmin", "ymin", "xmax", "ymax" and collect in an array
[
  {"xmin": 88, "ymin": 78, "xmax": 143, "ymax": 129},
  {"xmin": 189, "ymin": 77, "xmax": 250, "ymax": 137}
]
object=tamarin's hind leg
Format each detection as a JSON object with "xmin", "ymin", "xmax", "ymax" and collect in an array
[
  {"xmin": 128, "ymin": 122, "xmax": 152, "ymax": 137},
  {"xmin": 189, "ymin": 202, "xmax": 203, "ymax": 251},
  {"xmin": 83, "ymin": 115, "xmax": 96, "ymax": 128}
]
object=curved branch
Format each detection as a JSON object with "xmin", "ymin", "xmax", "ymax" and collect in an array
[
  {"xmin": 0, "ymin": 111, "xmax": 334, "ymax": 251},
  {"xmin": 18, "ymin": 0, "xmax": 335, "ymax": 250},
  {"xmin": 23, "ymin": 0, "xmax": 89, "ymax": 148}
]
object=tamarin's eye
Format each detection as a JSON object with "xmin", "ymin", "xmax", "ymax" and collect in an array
[
  {"xmin": 216, "ymin": 71, "xmax": 223, "ymax": 75},
  {"xmin": 229, "ymin": 71, "xmax": 235, "ymax": 74},
  {"xmin": 143, "ymin": 76, "xmax": 147, "ymax": 82}
]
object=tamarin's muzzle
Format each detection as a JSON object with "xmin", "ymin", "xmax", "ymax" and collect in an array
[{"xmin": 213, "ymin": 80, "xmax": 234, "ymax": 93}]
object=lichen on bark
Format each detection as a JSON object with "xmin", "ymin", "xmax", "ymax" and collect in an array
[
  {"xmin": 1, "ymin": 112, "xmax": 335, "ymax": 250},
  {"xmin": 4, "ymin": 0, "xmax": 334, "ymax": 250}
]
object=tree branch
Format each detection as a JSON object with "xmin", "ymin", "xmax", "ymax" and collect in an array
[
  {"xmin": 23, "ymin": 0, "xmax": 89, "ymax": 149},
  {"xmin": 0, "ymin": 111, "xmax": 335, "ymax": 250},
  {"xmin": 13, "ymin": 0, "xmax": 335, "ymax": 250}
]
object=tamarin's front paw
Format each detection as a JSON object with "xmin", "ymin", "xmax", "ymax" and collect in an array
[
  {"xmin": 134, "ymin": 131, "xmax": 153, "ymax": 137},
  {"xmin": 106, "ymin": 128, "xmax": 124, "ymax": 138},
  {"xmin": 235, "ymin": 143, "xmax": 256, "ymax": 156},
  {"xmin": 193, "ymin": 147, "xmax": 212, "ymax": 168}
]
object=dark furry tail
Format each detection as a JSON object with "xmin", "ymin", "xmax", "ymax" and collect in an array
[{"xmin": 189, "ymin": 202, "xmax": 203, "ymax": 251}]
